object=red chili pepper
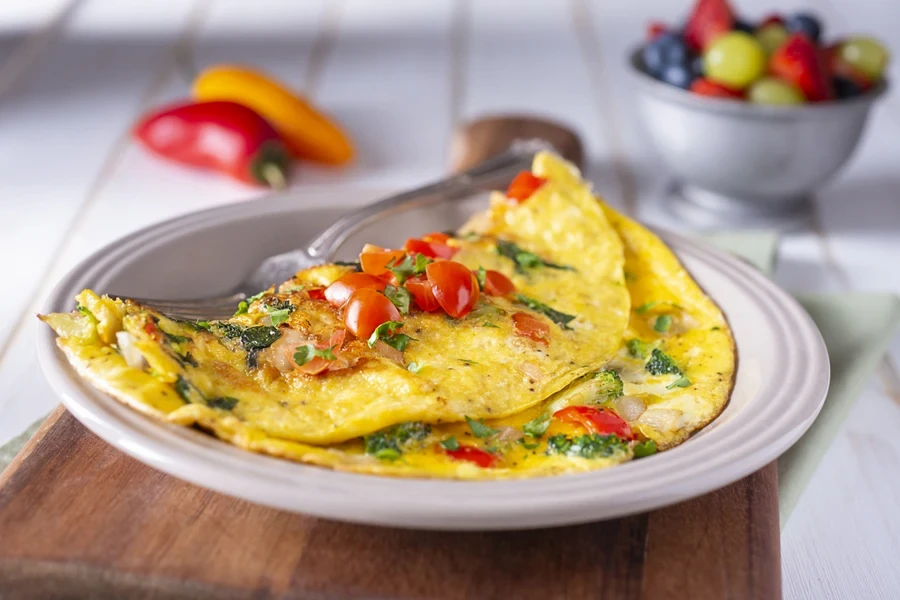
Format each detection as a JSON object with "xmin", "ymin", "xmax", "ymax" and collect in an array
[{"xmin": 133, "ymin": 100, "xmax": 291, "ymax": 188}]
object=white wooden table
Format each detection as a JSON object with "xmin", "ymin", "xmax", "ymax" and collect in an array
[{"xmin": 2, "ymin": 0, "xmax": 899, "ymax": 597}]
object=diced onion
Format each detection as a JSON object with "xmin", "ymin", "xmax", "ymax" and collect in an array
[
  {"xmin": 637, "ymin": 408, "xmax": 683, "ymax": 432},
  {"xmin": 517, "ymin": 361, "xmax": 544, "ymax": 382},
  {"xmin": 264, "ymin": 329, "xmax": 313, "ymax": 373},
  {"xmin": 116, "ymin": 331, "xmax": 147, "ymax": 370},
  {"xmin": 374, "ymin": 340, "xmax": 404, "ymax": 365},
  {"xmin": 613, "ymin": 395, "xmax": 646, "ymax": 422},
  {"xmin": 490, "ymin": 426, "xmax": 523, "ymax": 445}
]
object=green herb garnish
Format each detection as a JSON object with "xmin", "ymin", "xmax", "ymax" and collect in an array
[
  {"xmin": 633, "ymin": 439, "xmax": 658, "ymax": 458},
  {"xmin": 265, "ymin": 301, "xmax": 294, "ymax": 327},
  {"xmin": 368, "ymin": 320, "xmax": 413, "ymax": 352},
  {"xmin": 293, "ymin": 344, "xmax": 337, "ymax": 366},
  {"xmin": 547, "ymin": 433, "xmax": 627, "ymax": 459},
  {"xmin": 653, "ymin": 315, "xmax": 672, "ymax": 333},
  {"xmin": 514, "ymin": 294, "xmax": 576, "ymax": 329},
  {"xmin": 626, "ymin": 338, "xmax": 652, "ymax": 359},
  {"xmin": 384, "ymin": 285, "xmax": 411, "ymax": 315},
  {"xmin": 364, "ymin": 421, "xmax": 431, "ymax": 461},
  {"xmin": 475, "ymin": 266, "xmax": 487, "ymax": 290},
  {"xmin": 233, "ymin": 290, "xmax": 268, "ymax": 316},
  {"xmin": 162, "ymin": 331, "xmax": 191, "ymax": 344},
  {"xmin": 522, "ymin": 413, "xmax": 551, "ymax": 437},
  {"xmin": 666, "ymin": 375, "xmax": 692, "ymax": 390},
  {"xmin": 388, "ymin": 253, "xmax": 431, "ymax": 284},
  {"xmin": 208, "ymin": 397, "xmax": 238, "ymax": 411},
  {"xmin": 465, "ymin": 416, "xmax": 499, "ymax": 438},
  {"xmin": 518, "ymin": 439, "xmax": 541, "ymax": 450},
  {"xmin": 440, "ymin": 436, "xmax": 460, "ymax": 451}
]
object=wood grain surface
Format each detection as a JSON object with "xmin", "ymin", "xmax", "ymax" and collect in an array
[{"xmin": 0, "ymin": 408, "xmax": 780, "ymax": 600}]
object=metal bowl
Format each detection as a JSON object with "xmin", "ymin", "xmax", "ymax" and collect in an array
[{"xmin": 627, "ymin": 47, "xmax": 887, "ymax": 221}]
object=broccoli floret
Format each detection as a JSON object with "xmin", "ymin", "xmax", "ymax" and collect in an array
[
  {"xmin": 626, "ymin": 338, "xmax": 652, "ymax": 359},
  {"xmin": 364, "ymin": 421, "xmax": 431, "ymax": 461},
  {"xmin": 645, "ymin": 348, "xmax": 681, "ymax": 376},
  {"xmin": 594, "ymin": 369, "xmax": 623, "ymax": 401},
  {"xmin": 546, "ymin": 433, "xmax": 627, "ymax": 459}
]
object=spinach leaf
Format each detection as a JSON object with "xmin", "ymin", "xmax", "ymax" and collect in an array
[
  {"xmin": 514, "ymin": 294, "xmax": 576, "ymax": 329},
  {"xmin": 496, "ymin": 240, "xmax": 574, "ymax": 273},
  {"xmin": 522, "ymin": 413, "xmax": 551, "ymax": 437},
  {"xmin": 208, "ymin": 397, "xmax": 238, "ymax": 411}
]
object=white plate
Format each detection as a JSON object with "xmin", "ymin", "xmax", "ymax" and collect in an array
[{"xmin": 37, "ymin": 191, "xmax": 829, "ymax": 530}]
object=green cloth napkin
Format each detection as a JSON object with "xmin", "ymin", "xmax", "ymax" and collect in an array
[{"xmin": 2, "ymin": 232, "xmax": 897, "ymax": 530}]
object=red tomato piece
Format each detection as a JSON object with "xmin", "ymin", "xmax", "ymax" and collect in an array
[
  {"xmin": 342, "ymin": 288, "xmax": 401, "ymax": 340},
  {"xmin": 360, "ymin": 248, "xmax": 406, "ymax": 276},
  {"xmin": 404, "ymin": 238, "xmax": 458, "ymax": 259},
  {"xmin": 405, "ymin": 275, "xmax": 441, "ymax": 312},
  {"xmin": 444, "ymin": 444, "xmax": 498, "ymax": 468},
  {"xmin": 505, "ymin": 171, "xmax": 548, "ymax": 203},
  {"xmin": 683, "ymin": 0, "xmax": 734, "ymax": 52},
  {"xmin": 306, "ymin": 287, "xmax": 326, "ymax": 301},
  {"xmin": 690, "ymin": 77, "xmax": 744, "ymax": 99},
  {"xmin": 512, "ymin": 312, "xmax": 550, "ymax": 345},
  {"xmin": 553, "ymin": 406, "xmax": 634, "ymax": 440},
  {"xmin": 324, "ymin": 273, "xmax": 387, "ymax": 308},
  {"xmin": 647, "ymin": 21, "xmax": 668, "ymax": 40},
  {"xmin": 482, "ymin": 269, "xmax": 516, "ymax": 296},
  {"xmin": 425, "ymin": 261, "xmax": 479, "ymax": 318}
]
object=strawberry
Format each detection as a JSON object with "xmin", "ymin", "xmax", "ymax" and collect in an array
[
  {"xmin": 683, "ymin": 0, "xmax": 735, "ymax": 52},
  {"xmin": 759, "ymin": 13, "xmax": 784, "ymax": 28},
  {"xmin": 690, "ymin": 78, "xmax": 744, "ymax": 99},
  {"xmin": 823, "ymin": 43, "xmax": 873, "ymax": 91},
  {"xmin": 647, "ymin": 21, "xmax": 668, "ymax": 41},
  {"xmin": 769, "ymin": 34, "xmax": 834, "ymax": 102}
]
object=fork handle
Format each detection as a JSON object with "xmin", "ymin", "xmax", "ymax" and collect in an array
[{"xmin": 305, "ymin": 139, "xmax": 551, "ymax": 260}]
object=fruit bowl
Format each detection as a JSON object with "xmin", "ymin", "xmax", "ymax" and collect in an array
[{"xmin": 627, "ymin": 47, "xmax": 887, "ymax": 220}]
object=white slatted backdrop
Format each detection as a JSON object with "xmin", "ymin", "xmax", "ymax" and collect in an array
[{"xmin": 1, "ymin": 1, "xmax": 898, "ymax": 597}]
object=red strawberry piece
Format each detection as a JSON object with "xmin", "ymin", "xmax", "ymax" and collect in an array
[
  {"xmin": 647, "ymin": 21, "xmax": 668, "ymax": 41},
  {"xmin": 690, "ymin": 77, "xmax": 744, "ymax": 99},
  {"xmin": 823, "ymin": 43, "xmax": 873, "ymax": 91},
  {"xmin": 770, "ymin": 34, "xmax": 835, "ymax": 101},
  {"xmin": 683, "ymin": 0, "xmax": 735, "ymax": 52},
  {"xmin": 759, "ymin": 13, "xmax": 784, "ymax": 28}
]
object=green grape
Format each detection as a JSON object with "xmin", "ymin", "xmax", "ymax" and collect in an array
[
  {"xmin": 754, "ymin": 23, "xmax": 789, "ymax": 56},
  {"xmin": 704, "ymin": 32, "xmax": 767, "ymax": 90},
  {"xmin": 748, "ymin": 77, "xmax": 805, "ymax": 105},
  {"xmin": 839, "ymin": 37, "xmax": 890, "ymax": 81}
]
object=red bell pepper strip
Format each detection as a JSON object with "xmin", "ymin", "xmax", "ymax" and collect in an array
[
  {"xmin": 444, "ymin": 444, "xmax": 498, "ymax": 468},
  {"xmin": 506, "ymin": 171, "xmax": 547, "ymax": 203},
  {"xmin": 133, "ymin": 100, "xmax": 291, "ymax": 188}
]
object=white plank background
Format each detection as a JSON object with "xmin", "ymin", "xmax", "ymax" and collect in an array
[{"xmin": 1, "ymin": 0, "xmax": 898, "ymax": 596}]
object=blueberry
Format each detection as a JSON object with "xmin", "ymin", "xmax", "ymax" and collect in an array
[
  {"xmin": 642, "ymin": 33, "xmax": 689, "ymax": 75},
  {"xmin": 661, "ymin": 63, "xmax": 695, "ymax": 89},
  {"xmin": 733, "ymin": 19, "xmax": 754, "ymax": 33},
  {"xmin": 785, "ymin": 12, "xmax": 821, "ymax": 42},
  {"xmin": 833, "ymin": 76, "xmax": 862, "ymax": 99}
]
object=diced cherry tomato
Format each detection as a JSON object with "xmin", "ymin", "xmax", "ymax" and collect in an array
[
  {"xmin": 404, "ymin": 237, "xmax": 457, "ymax": 259},
  {"xmin": 426, "ymin": 261, "xmax": 479, "ymax": 318},
  {"xmin": 421, "ymin": 231, "xmax": 450, "ymax": 244},
  {"xmin": 306, "ymin": 287, "xmax": 326, "ymax": 301},
  {"xmin": 342, "ymin": 288, "xmax": 401, "ymax": 340},
  {"xmin": 482, "ymin": 269, "xmax": 516, "ymax": 296},
  {"xmin": 405, "ymin": 275, "xmax": 441, "ymax": 312},
  {"xmin": 553, "ymin": 406, "xmax": 634, "ymax": 440},
  {"xmin": 506, "ymin": 171, "xmax": 547, "ymax": 203},
  {"xmin": 647, "ymin": 21, "xmax": 668, "ymax": 40},
  {"xmin": 512, "ymin": 312, "xmax": 549, "ymax": 345},
  {"xmin": 360, "ymin": 247, "xmax": 406, "ymax": 276},
  {"xmin": 324, "ymin": 273, "xmax": 387, "ymax": 308},
  {"xmin": 444, "ymin": 444, "xmax": 498, "ymax": 468}
]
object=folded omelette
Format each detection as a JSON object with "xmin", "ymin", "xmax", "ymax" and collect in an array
[{"xmin": 41, "ymin": 152, "xmax": 735, "ymax": 479}]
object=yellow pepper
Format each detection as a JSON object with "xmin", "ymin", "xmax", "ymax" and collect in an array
[{"xmin": 192, "ymin": 65, "xmax": 354, "ymax": 165}]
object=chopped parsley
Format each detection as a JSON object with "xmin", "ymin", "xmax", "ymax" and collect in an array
[
  {"xmin": 653, "ymin": 315, "xmax": 672, "ymax": 333},
  {"xmin": 180, "ymin": 352, "xmax": 198, "ymax": 368},
  {"xmin": 633, "ymin": 439, "xmax": 658, "ymax": 458},
  {"xmin": 547, "ymin": 433, "xmax": 627, "ymax": 459},
  {"xmin": 384, "ymin": 285, "xmax": 411, "ymax": 315},
  {"xmin": 208, "ymin": 397, "xmax": 238, "ymax": 411},
  {"xmin": 465, "ymin": 416, "xmax": 499, "ymax": 438},
  {"xmin": 440, "ymin": 436, "xmax": 460, "ymax": 451},
  {"xmin": 522, "ymin": 413, "xmax": 551, "ymax": 437},
  {"xmin": 388, "ymin": 253, "xmax": 431, "ymax": 284},
  {"xmin": 666, "ymin": 375, "xmax": 692, "ymax": 390},
  {"xmin": 364, "ymin": 421, "xmax": 431, "ymax": 461},
  {"xmin": 518, "ymin": 439, "xmax": 541, "ymax": 450},
  {"xmin": 162, "ymin": 330, "xmax": 191, "ymax": 344},
  {"xmin": 474, "ymin": 267, "xmax": 487, "ymax": 290},
  {"xmin": 645, "ymin": 348, "xmax": 681, "ymax": 376},
  {"xmin": 514, "ymin": 294, "xmax": 575, "ymax": 329},
  {"xmin": 233, "ymin": 290, "xmax": 268, "ymax": 316},
  {"xmin": 293, "ymin": 344, "xmax": 337, "ymax": 366},
  {"xmin": 368, "ymin": 321, "xmax": 413, "ymax": 352},
  {"xmin": 594, "ymin": 369, "xmax": 624, "ymax": 401},
  {"xmin": 496, "ymin": 240, "xmax": 574, "ymax": 273},
  {"xmin": 626, "ymin": 338, "xmax": 652, "ymax": 359},
  {"xmin": 265, "ymin": 300, "xmax": 294, "ymax": 327}
]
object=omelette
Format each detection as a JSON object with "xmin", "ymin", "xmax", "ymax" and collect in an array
[{"xmin": 40, "ymin": 152, "xmax": 735, "ymax": 479}]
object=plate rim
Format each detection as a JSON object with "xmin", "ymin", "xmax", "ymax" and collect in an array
[{"xmin": 36, "ymin": 195, "xmax": 830, "ymax": 530}]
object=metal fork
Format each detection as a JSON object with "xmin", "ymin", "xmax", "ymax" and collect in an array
[{"xmin": 132, "ymin": 140, "xmax": 550, "ymax": 320}]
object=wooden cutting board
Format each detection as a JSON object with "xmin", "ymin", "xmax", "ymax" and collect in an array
[{"xmin": 0, "ymin": 117, "xmax": 780, "ymax": 600}]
